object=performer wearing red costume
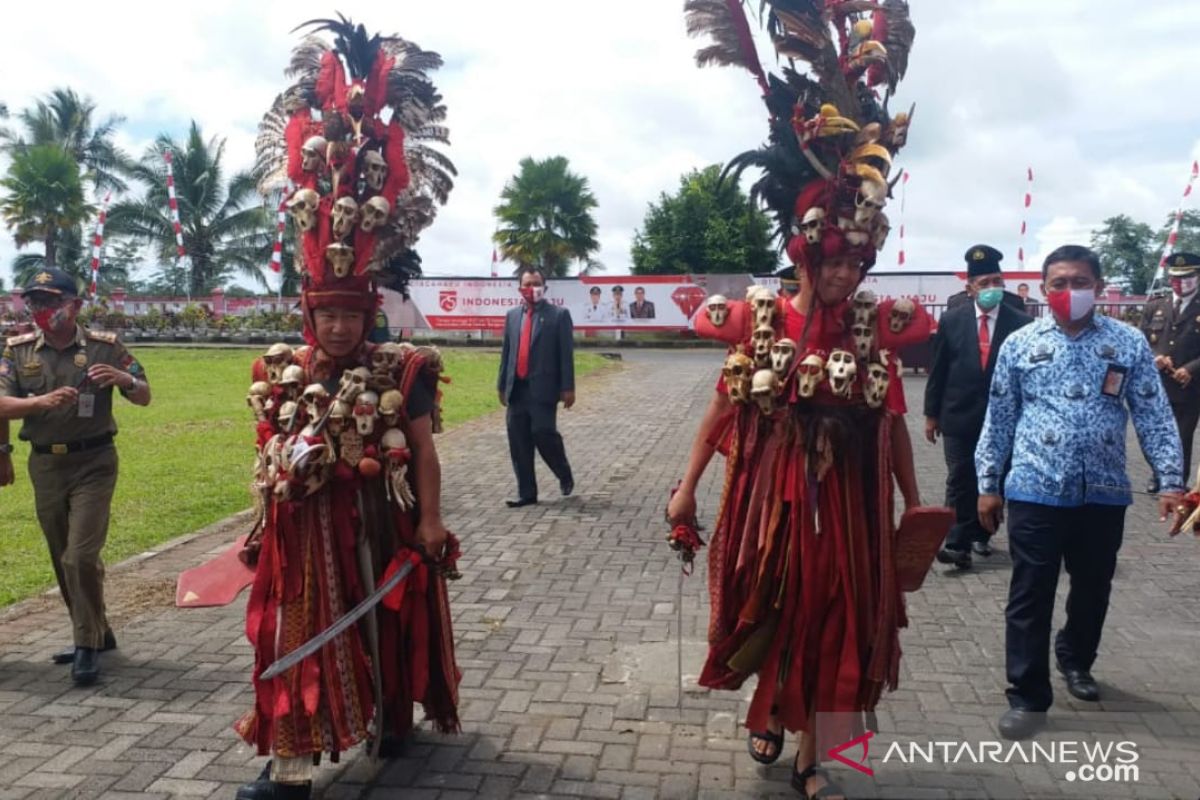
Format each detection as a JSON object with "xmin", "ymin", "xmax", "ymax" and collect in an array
[
  {"xmin": 671, "ymin": 3, "xmax": 922, "ymax": 797},
  {"xmin": 235, "ymin": 16, "xmax": 460, "ymax": 800}
]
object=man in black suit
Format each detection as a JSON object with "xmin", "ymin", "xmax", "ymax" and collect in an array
[
  {"xmin": 924, "ymin": 245, "xmax": 1034, "ymax": 568},
  {"xmin": 630, "ymin": 287, "xmax": 656, "ymax": 319},
  {"xmin": 498, "ymin": 266, "xmax": 576, "ymax": 507}
]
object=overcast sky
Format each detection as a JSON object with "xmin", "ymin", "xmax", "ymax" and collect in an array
[{"xmin": 2, "ymin": 0, "xmax": 1199, "ymax": 290}]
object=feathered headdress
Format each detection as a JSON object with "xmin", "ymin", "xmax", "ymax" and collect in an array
[
  {"xmin": 254, "ymin": 12, "xmax": 456, "ymax": 317},
  {"xmin": 685, "ymin": 0, "xmax": 915, "ymax": 282}
]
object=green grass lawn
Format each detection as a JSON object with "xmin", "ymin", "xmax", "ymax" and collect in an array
[{"xmin": 0, "ymin": 346, "xmax": 606, "ymax": 606}]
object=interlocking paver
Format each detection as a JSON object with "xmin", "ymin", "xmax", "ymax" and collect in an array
[{"xmin": 2, "ymin": 351, "xmax": 1199, "ymax": 798}]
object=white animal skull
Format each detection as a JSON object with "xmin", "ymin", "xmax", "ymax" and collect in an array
[
  {"xmin": 262, "ymin": 343, "xmax": 293, "ymax": 384},
  {"xmin": 706, "ymin": 295, "xmax": 729, "ymax": 327},
  {"xmin": 889, "ymin": 298, "xmax": 916, "ymax": 333},
  {"xmin": 381, "ymin": 428, "xmax": 416, "ymax": 510},
  {"xmin": 770, "ymin": 338, "xmax": 798, "ymax": 377},
  {"xmin": 852, "ymin": 322, "xmax": 874, "ymax": 360},
  {"xmin": 796, "ymin": 352, "xmax": 826, "ymax": 399},
  {"xmin": 336, "ymin": 366, "xmax": 371, "ymax": 404},
  {"xmin": 277, "ymin": 400, "xmax": 299, "ymax": 433},
  {"xmin": 331, "ymin": 197, "xmax": 359, "ymax": 240},
  {"xmin": 854, "ymin": 180, "xmax": 887, "ymax": 227},
  {"xmin": 722, "ymin": 351, "xmax": 755, "ymax": 405},
  {"xmin": 301, "ymin": 383, "xmax": 330, "ymax": 422},
  {"xmin": 864, "ymin": 363, "xmax": 890, "ymax": 408},
  {"xmin": 871, "ymin": 211, "xmax": 891, "ymax": 251},
  {"xmin": 362, "ymin": 150, "xmax": 389, "ymax": 192},
  {"xmin": 247, "ymin": 381, "xmax": 271, "ymax": 422},
  {"xmin": 327, "ymin": 400, "xmax": 352, "ymax": 436},
  {"xmin": 852, "ymin": 290, "xmax": 878, "ymax": 324},
  {"xmin": 300, "ymin": 136, "xmax": 328, "ymax": 173},
  {"xmin": 325, "ymin": 243, "xmax": 355, "ymax": 278},
  {"xmin": 287, "ymin": 188, "xmax": 320, "ymax": 233},
  {"xmin": 747, "ymin": 287, "xmax": 777, "ymax": 327},
  {"xmin": 827, "ymin": 349, "xmax": 858, "ymax": 398},
  {"xmin": 751, "ymin": 324, "xmax": 775, "ymax": 366},
  {"xmin": 801, "ymin": 206, "xmax": 826, "ymax": 245},
  {"xmin": 359, "ymin": 196, "xmax": 390, "ymax": 233},
  {"xmin": 353, "ymin": 391, "xmax": 379, "ymax": 436},
  {"xmin": 750, "ymin": 369, "xmax": 780, "ymax": 415},
  {"xmin": 379, "ymin": 389, "xmax": 405, "ymax": 427}
]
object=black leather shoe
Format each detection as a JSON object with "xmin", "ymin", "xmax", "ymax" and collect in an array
[
  {"xmin": 505, "ymin": 497, "xmax": 538, "ymax": 508},
  {"xmin": 998, "ymin": 708, "xmax": 1045, "ymax": 740},
  {"xmin": 235, "ymin": 766, "xmax": 312, "ymax": 800},
  {"xmin": 71, "ymin": 647, "xmax": 100, "ymax": 687},
  {"xmin": 972, "ymin": 540, "xmax": 993, "ymax": 557},
  {"xmin": 1058, "ymin": 663, "xmax": 1100, "ymax": 702},
  {"xmin": 560, "ymin": 477, "xmax": 574, "ymax": 497},
  {"xmin": 52, "ymin": 629, "xmax": 117, "ymax": 665},
  {"xmin": 936, "ymin": 547, "xmax": 972, "ymax": 569}
]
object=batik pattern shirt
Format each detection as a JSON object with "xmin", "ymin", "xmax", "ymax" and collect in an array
[{"xmin": 975, "ymin": 314, "xmax": 1184, "ymax": 507}]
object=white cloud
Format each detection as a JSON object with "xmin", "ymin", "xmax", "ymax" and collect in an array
[{"xmin": 2, "ymin": 0, "xmax": 1198, "ymax": 291}]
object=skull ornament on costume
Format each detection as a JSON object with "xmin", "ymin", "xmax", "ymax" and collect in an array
[
  {"xmin": 889, "ymin": 298, "xmax": 916, "ymax": 333},
  {"xmin": 327, "ymin": 400, "xmax": 352, "ymax": 436},
  {"xmin": 247, "ymin": 381, "xmax": 271, "ymax": 422},
  {"xmin": 361, "ymin": 150, "xmax": 389, "ymax": 191},
  {"xmin": 336, "ymin": 366, "xmax": 371, "ymax": 404},
  {"xmin": 379, "ymin": 389, "xmax": 404, "ymax": 427},
  {"xmin": 706, "ymin": 295, "xmax": 729, "ymax": 327},
  {"xmin": 262, "ymin": 343, "xmax": 293, "ymax": 384},
  {"xmin": 871, "ymin": 212, "xmax": 890, "ymax": 251},
  {"xmin": 359, "ymin": 196, "xmax": 391, "ymax": 233},
  {"xmin": 381, "ymin": 428, "xmax": 416, "ymax": 511},
  {"xmin": 353, "ymin": 391, "xmax": 379, "ymax": 436},
  {"xmin": 801, "ymin": 206, "xmax": 826, "ymax": 245},
  {"xmin": 751, "ymin": 324, "xmax": 775, "ymax": 366},
  {"xmin": 852, "ymin": 290, "xmax": 878, "ymax": 325},
  {"xmin": 331, "ymin": 197, "xmax": 359, "ymax": 240},
  {"xmin": 770, "ymin": 338, "xmax": 798, "ymax": 377},
  {"xmin": 287, "ymin": 188, "xmax": 320, "ymax": 232},
  {"xmin": 851, "ymin": 322, "xmax": 874, "ymax": 360},
  {"xmin": 863, "ymin": 363, "xmax": 890, "ymax": 408},
  {"xmin": 748, "ymin": 287, "xmax": 777, "ymax": 328},
  {"xmin": 854, "ymin": 180, "xmax": 887, "ymax": 227},
  {"xmin": 796, "ymin": 352, "xmax": 826, "ymax": 399},
  {"xmin": 300, "ymin": 136, "xmax": 328, "ymax": 173},
  {"xmin": 279, "ymin": 364, "xmax": 305, "ymax": 401},
  {"xmin": 301, "ymin": 383, "xmax": 330, "ymax": 422},
  {"xmin": 325, "ymin": 243, "xmax": 355, "ymax": 278},
  {"xmin": 750, "ymin": 369, "xmax": 780, "ymax": 415},
  {"xmin": 827, "ymin": 349, "xmax": 857, "ymax": 398},
  {"xmin": 722, "ymin": 351, "xmax": 755, "ymax": 404}
]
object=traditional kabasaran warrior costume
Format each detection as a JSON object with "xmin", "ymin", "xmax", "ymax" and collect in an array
[
  {"xmin": 234, "ymin": 15, "xmax": 459, "ymax": 799},
  {"xmin": 679, "ymin": 0, "xmax": 927, "ymax": 774}
]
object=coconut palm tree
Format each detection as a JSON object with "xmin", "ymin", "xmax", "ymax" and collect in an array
[
  {"xmin": 107, "ymin": 122, "xmax": 273, "ymax": 296},
  {"xmin": 492, "ymin": 156, "xmax": 601, "ymax": 277},
  {"xmin": 11, "ymin": 223, "xmax": 132, "ymax": 292},
  {"xmin": 0, "ymin": 144, "xmax": 91, "ymax": 269},
  {"xmin": 0, "ymin": 88, "xmax": 128, "ymax": 193}
]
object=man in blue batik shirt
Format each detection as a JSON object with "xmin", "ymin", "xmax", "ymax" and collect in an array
[{"xmin": 975, "ymin": 245, "xmax": 1185, "ymax": 741}]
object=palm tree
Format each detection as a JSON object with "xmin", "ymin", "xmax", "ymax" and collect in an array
[
  {"xmin": 107, "ymin": 122, "xmax": 273, "ymax": 296},
  {"xmin": 0, "ymin": 88, "xmax": 128, "ymax": 193},
  {"xmin": 492, "ymin": 155, "xmax": 601, "ymax": 277},
  {"xmin": 0, "ymin": 144, "xmax": 91, "ymax": 268},
  {"xmin": 11, "ymin": 223, "xmax": 132, "ymax": 291}
]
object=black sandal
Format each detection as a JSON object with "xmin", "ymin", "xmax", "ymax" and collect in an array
[
  {"xmin": 792, "ymin": 763, "xmax": 847, "ymax": 799},
  {"xmin": 746, "ymin": 728, "xmax": 785, "ymax": 764}
]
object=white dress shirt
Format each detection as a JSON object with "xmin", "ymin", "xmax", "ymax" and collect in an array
[{"xmin": 976, "ymin": 304, "xmax": 998, "ymax": 343}]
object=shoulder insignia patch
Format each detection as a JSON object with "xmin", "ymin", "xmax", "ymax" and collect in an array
[
  {"xmin": 86, "ymin": 330, "xmax": 118, "ymax": 344},
  {"xmin": 5, "ymin": 332, "xmax": 37, "ymax": 347}
]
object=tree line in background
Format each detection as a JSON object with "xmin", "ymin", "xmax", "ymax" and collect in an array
[{"xmin": 1090, "ymin": 211, "xmax": 1200, "ymax": 295}]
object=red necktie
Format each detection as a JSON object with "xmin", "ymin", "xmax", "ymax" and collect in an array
[
  {"xmin": 978, "ymin": 314, "xmax": 991, "ymax": 369},
  {"xmin": 516, "ymin": 305, "xmax": 533, "ymax": 379}
]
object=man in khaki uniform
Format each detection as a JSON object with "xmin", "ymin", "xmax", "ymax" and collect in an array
[{"xmin": 0, "ymin": 268, "xmax": 151, "ymax": 686}]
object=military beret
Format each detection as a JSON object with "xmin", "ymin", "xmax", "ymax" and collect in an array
[
  {"xmin": 21, "ymin": 267, "xmax": 79, "ymax": 298},
  {"xmin": 965, "ymin": 244, "xmax": 1003, "ymax": 279}
]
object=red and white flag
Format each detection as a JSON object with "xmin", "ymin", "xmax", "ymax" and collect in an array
[
  {"xmin": 490, "ymin": 247, "xmax": 499, "ymax": 277},
  {"xmin": 89, "ymin": 191, "xmax": 111, "ymax": 296},
  {"xmin": 270, "ymin": 195, "xmax": 287, "ymax": 273},
  {"xmin": 1018, "ymin": 167, "xmax": 1034, "ymax": 269},
  {"xmin": 897, "ymin": 170, "xmax": 909, "ymax": 266},
  {"xmin": 1158, "ymin": 160, "xmax": 1200, "ymax": 269},
  {"xmin": 164, "ymin": 151, "xmax": 186, "ymax": 262}
]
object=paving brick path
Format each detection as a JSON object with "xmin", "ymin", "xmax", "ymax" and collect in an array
[{"xmin": 2, "ymin": 350, "xmax": 1199, "ymax": 799}]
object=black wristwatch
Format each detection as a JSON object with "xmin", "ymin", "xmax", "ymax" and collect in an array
[{"xmin": 0, "ymin": 443, "xmax": 13, "ymax": 455}]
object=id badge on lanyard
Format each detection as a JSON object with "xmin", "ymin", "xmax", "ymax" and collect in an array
[{"xmin": 75, "ymin": 356, "xmax": 95, "ymax": 418}]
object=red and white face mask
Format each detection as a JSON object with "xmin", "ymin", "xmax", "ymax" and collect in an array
[
  {"xmin": 519, "ymin": 285, "xmax": 545, "ymax": 305},
  {"xmin": 1045, "ymin": 288, "xmax": 1096, "ymax": 323},
  {"xmin": 33, "ymin": 306, "xmax": 70, "ymax": 334},
  {"xmin": 1171, "ymin": 277, "xmax": 1198, "ymax": 298}
]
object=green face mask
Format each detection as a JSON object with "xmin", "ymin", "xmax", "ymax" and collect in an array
[{"xmin": 976, "ymin": 287, "xmax": 1004, "ymax": 310}]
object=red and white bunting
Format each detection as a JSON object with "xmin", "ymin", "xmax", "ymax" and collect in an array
[
  {"xmin": 1018, "ymin": 167, "xmax": 1033, "ymax": 269},
  {"xmin": 164, "ymin": 151, "xmax": 186, "ymax": 261},
  {"xmin": 1158, "ymin": 160, "xmax": 1200, "ymax": 269},
  {"xmin": 270, "ymin": 195, "xmax": 287, "ymax": 273},
  {"xmin": 89, "ymin": 191, "xmax": 112, "ymax": 296},
  {"xmin": 897, "ymin": 170, "xmax": 909, "ymax": 266}
]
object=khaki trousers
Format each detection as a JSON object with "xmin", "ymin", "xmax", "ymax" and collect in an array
[{"xmin": 28, "ymin": 446, "xmax": 117, "ymax": 649}]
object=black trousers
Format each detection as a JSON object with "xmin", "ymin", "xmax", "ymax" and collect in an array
[
  {"xmin": 1171, "ymin": 401, "xmax": 1200, "ymax": 485},
  {"xmin": 506, "ymin": 380, "xmax": 573, "ymax": 501},
  {"xmin": 1004, "ymin": 501, "xmax": 1125, "ymax": 711},
  {"xmin": 942, "ymin": 434, "xmax": 988, "ymax": 550}
]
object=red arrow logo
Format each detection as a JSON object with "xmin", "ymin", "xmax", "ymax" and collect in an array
[{"xmin": 826, "ymin": 731, "xmax": 874, "ymax": 776}]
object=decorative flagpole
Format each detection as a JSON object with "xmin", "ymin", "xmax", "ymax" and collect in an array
[
  {"xmin": 163, "ymin": 151, "xmax": 188, "ymax": 301},
  {"xmin": 490, "ymin": 247, "xmax": 499, "ymax": 278},
  {"xmin": 1158, "ymin": 160, "xmax": 1199, "ymax": 272},
  {"xmin": 897, "ymin": 170, "xmax": 909, "ymax": 266},
  {"xmin": 1018, "ymin": 167, "xmax": 1033, "ymax": 269},
  {"xmin": 89, "ymin": 191, "xmax": 111, "ymax": 299}
]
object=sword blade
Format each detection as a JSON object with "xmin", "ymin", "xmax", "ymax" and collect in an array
[{"xmin": 259, "ymin": 558, "xmax": 417, "ymax": 681}]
